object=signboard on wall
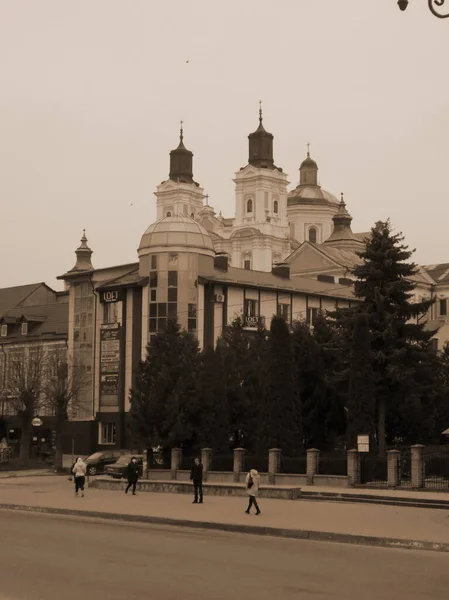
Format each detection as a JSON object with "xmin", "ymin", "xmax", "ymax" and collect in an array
[
  {"xmin": 357, "ymin": 434, "xmax": 370, "ymax": 453},
  {"xmin": 100, "ymin": 323, "xmax": 121, "ymax": 402},
  {"xmin": 100, "ymin": 290, "xmax": 123, "ymax": 304}
]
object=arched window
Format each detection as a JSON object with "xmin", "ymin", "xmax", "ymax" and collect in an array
[
  {"xmin": 246, "ymin": 198, "xmax": 253, "ymax": 213},
  {"xmin": 191, "ymin": 213, "xmax": 195, "ymax": 219},
  {"xmin": 273, "ymin": 200, "xmax": 279, "ymax": 214},
  {"xmin": 166, "ymin": 211, "xmax": 172, "ymax": 217},
  {"xmin": 243, "ymin": 253, "xmax": 252, "ymax": 270},
  {"xmin": 309, "ymin": 227, "xmax": 317, "ymax": 244}
]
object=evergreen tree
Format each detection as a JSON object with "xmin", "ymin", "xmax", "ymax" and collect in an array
[
  {"xmin": 129, "ymin": 318, "xmax": 202, "ymax": 453},
  {"xmin": 259, "ymin": 316, "xmax": 301, "ymax": 455},
  {"xmin": 291, "ymin": 320, "xmax": 330, "ymax": 450},
  {"xmin": 330, "ymin": 220, "xmax": 436, "ymax": 454},
  {"xmin": 346, "ymin": 315, "xmax": 376, "ymax": 449}
]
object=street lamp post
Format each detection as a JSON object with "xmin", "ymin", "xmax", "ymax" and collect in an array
[{"xmin": 398, "ymin": 0, "xmax": 449, "ymax": 18}]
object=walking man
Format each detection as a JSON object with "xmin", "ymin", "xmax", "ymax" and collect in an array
[
  {"xmin": 245, "ymin": 468, "xmax": 261, "ymax": 515},
  {"xmin": 125, "ymin": 457, "xmax": 140, "ymax": 495},
  {"xmin": 72, "ymin": 456, "xmax": 87, "ymax": 497},
  {"xmin": 190, "ymin": 457, "xmax": 203, "ymax": 504}
]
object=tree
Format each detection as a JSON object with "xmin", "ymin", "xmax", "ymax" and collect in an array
[
  {"xmin": 291, "ymin": 320, "xmax": 335, "ymax": 450},
  {"xmin": 5, "ymin": 345, "xmax": 45, "ymax": 463},
  {"xmin": 129, "ymin": 319, "xmax": 203, "ymax": 453},
  {"xmin": 258, "ymin": 316, "xmax": 301, "ymax": 455},
  {"xmin": 346, "ymin": 315, "xmax": 376, "ymax": 450},
  {"xmin": 42, "ymin": 348, "xmax": 88, "ymax": 470},
  {"xmin": 330, "ymin": 220, "xmax": 437, "ymax": 454}
]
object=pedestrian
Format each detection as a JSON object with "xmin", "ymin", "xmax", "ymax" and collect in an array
[
  {"xmin": 72, "ymin": 456, "xmax": 87, "ymax": 497},
  {"xmin": 245, "ymin": 469, "xmax": 261, "ymax": 515},
  {"xmin": 190, "ymin": 457, "xmax": 203, "ymax": 504},
  {"xmin": 125, "ymin": 457, "xmax": 140, "ymax": 495}
]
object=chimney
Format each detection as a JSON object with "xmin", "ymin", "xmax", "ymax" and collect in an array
[
  {"xmin": 272, "ymin": 263, "xmax": 290, "ymax": 279},
  {"xmin": 214, "ymin": 252, "xmax": 228, "ymax": 271}
]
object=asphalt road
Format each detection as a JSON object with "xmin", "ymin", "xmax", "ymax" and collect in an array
[{"xmin": 1, "ymin": 511, "xmax": 448, "ymax": 600}]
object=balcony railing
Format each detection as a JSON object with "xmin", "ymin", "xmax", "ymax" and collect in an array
[{"xmin": 243, "ymin": 315, "xmax": 265, "ymax": 329}]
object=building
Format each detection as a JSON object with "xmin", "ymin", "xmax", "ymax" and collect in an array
[{"xmin": 2, "ymin": 110, "xmax": 447, "ymax": 454}]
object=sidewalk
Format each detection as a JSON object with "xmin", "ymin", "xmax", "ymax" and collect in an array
[{"xmin": 1, "ymin": 476, "xmax": 449, "ymax": 552}]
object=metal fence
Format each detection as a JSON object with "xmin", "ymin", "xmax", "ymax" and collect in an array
[
  {"xmin": 179, "ymin": 456, "xmax": 197, "ymax": 471},
  {"xmin": 399, "ymin": 449, "xmax": 412, "ymax": 487},
  {"xmin": 244, "ymin": 455, "xmax": 269, "ymax": 473},
  {"xmin": 211, "ymin": 454, "xmax": 234, "ymax": 472},
  {"xmin": 280, "ymin": 456, "xmax": 307, "ymax": 474},
  {"xmin": 424, "ymin": 450, "xmax": 449, "ymax": 490},
  {"xmin": 319, "ymin": 453, "xmax": 347, "ymax": 476},
  {"xmin": 148, "ymin": 450, "xmax": 171, "ymax": 470},
  {"xmin": 360, "ymin": 454, "xmax": 388, "ymax": 485}
]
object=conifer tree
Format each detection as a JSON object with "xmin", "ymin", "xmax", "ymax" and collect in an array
[
  {"xmin": 330, "ymin": 220, "xmax": 436, "ymax": 454},
  {"xmin": 258, "ymin": 316, "xmax": 301, "ymax": 455}
]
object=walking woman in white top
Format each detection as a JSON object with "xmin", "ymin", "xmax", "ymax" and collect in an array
[
  {"xmin": 245, "ymin": 469, "xmax": 261, "ymax": 515},
  {"xmin": 72, "ymin": 457, "xmax": 87, "ymax": 497}
]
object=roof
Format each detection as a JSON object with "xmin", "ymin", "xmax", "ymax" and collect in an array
[
  {"xmin": 288, "ymin": 185, "xmax": 340, "ymax": 206},
  {"xmin": 198, "ymin": 263, "xmax": 355, "ymax": 300},
  {"xmin": 0, "ymin": 283, "xmax": 51, "ymax": 318},
  {"xmin": 0, "ymin": 301, "xmax": 69, "ymax": 342},
  {"xmin": 139, "ymin": 215, "xmax": 215, "ymax": 254},
  {"xmin": 96, "ymin": 267, "xmax": 148, "ymax": 291},
  {"xmin": 422, "ymin": 263, "xmax": 449, "ymax": 285}
]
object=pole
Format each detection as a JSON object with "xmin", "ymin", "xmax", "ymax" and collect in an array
[{"xmin": 71, "ymin": 437, "xmax": 75, "ymax": 466}]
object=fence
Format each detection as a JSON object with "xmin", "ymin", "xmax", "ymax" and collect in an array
[
  {"xmin": 211, "ymin": 454, "xmax": 234, "ymax": 472},
  {"xmin": 148, "ymin": 449, "xmax": 171, "ymax": 470},
  {"xmin": 244, "ymin": 455, "xmax": 268, "ymax": 473},
  {"xmin": 319, "ymin": 453, "xmax": 347, "ymax": 476},
  {"xmin": 423, "ymin": 449, "xmax": 449, "ymax": 490},
  {"xmin": 360, "ymin": 454, "xmax": 388, "ymax": 485},
  {"xmin": 399, "ymin": 449, "xmax": 412, "ymax": 487},
  {"xmin": 280, "ymin": 456, "xmax": 307, "ymax": 474}
]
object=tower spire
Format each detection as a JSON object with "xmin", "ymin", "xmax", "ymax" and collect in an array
[
  {"xmin": 180, "ymin": 120, "xmax": 184, "ymax": 143},
  {"xmin": 306, "ymin": 141, "xmax": 311, "ymax": 157},
  {"xmin": 259, "ymin": 100, "xmax": 263, "ymax": 124},
  {"xmin": 248, "ymin": 102, "xmax": 275, "ymax": 169},
  {"xmin": 69, "ymin": 230, "xmax": 94, "ymax": 272},
  {"xmin": 169, "ymin": 122, "xmax": 194, "ymax": 184}
]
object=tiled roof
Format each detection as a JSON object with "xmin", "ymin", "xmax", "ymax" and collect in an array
[
  {"xmin": 422, "ymin": 264, "xmax": 449, "ymax": 285},
  {"xmin": 0, "ymin": 283, "xmax": 44, "ymax": 317},
  {"xmin": 198, "ymin": 264, "xmax": 355, "ymax": 300},
  {"xmin": 0, "ymin": 301, "xmax": 68, "ymax": 341},
  {"xmin": 96, "ymin": 268, "xmax": 148, "ymax": 291}
]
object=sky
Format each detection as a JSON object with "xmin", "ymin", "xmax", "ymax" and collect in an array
[{"xmin": 1, "ymin": 0, "xmax": 448, "ymax": 290}]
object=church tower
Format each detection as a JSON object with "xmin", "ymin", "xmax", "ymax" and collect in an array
[
  {"xmin": 231, "ymin": 105, "xmax": 290, "ymax": 271},
  {"xmin": 155, "ymin": 123, "xmax": 205, "ymax": 220}
]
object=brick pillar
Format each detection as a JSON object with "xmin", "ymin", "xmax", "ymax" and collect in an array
[
  {"xmin": 171, "ymin": 447, "xmax": 182, "ymax": 481},
  {"xmin": 233, "ymin": 448, "xmax": 246, "ymax": 483},
  {"xmin": 387, "ymin": 449, "xmax": 400, "ymax": 488},
  {"xmin": 306, "ymin": 448, "xmax": 320, "ymax": 485},
  {"xmin": 201, "ymin": 448, "xmax": 213, "ymax": 482},
  {"xmin": 347, "ymin": 449, "xmax": 361, "ymax": 487},
  {"xmin": 411, "ymin": 444, "xmax": 425, "ymax": 489},
  {"xmin": 268, "ymin": 448, "xmax": 282, "ymax": 485}
]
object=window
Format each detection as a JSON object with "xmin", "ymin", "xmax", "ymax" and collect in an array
[
  {"xmin": 166, "ymin": 211, "xmax": 172, "ymax": 217},
  {"xmin": 1, "ymin": 324, "xmax": 7, "ymax": 337},
  {"xmin": 309, "ymin": 227, "xmax": 317, "ymax": 244},
  {"xmin": 277, "ymin": 303, "xmax": 290, "ymax": 321},
  {"xmin": 149, "ymin": 271, "xmax": 158, "ymax": 288},
  {"xmin": 103, "ymin": 302, "xmax": 118, "ymax": 324},
  {"xmin": 440, "ymin": 299, "xmax": 447, "ymax": 317},
  {"xmin": 246, "ymin": 198, "xmax": 253, "ymax": 213},
  {"xmin": 244, "ymin": 260, "xmax": 251, "ymax": 270},
  {"xmin": 307, "ymin": 307, "xmax": 319, "ymax": 326},
  {"xmin": 273, "ymin": 200, "xmax": 279, "ymax": 214},
  {"xmin": 188, "ymin": 303, "xmax": 197, "ymax": 332},
  {"xmin": 151, "ymin": 255, "xmax": 158, "ymax": 270},
  {"xmin": 191, "ymin": 213, "xmax": 195, "ymax": 219},
  {"xmin": 99, "ymin": 422, "xmax": 116, "ymax": 445},
  {"xmin": 244, "ymin": 299, "xmax": 259, "ymax": 328},
  {"xmin": 168, "ymin": 287, "xmax": 177, "ymax": 302},
  {"xmin": 20, "ymin": 322, "xmax": 28, "ymax": 335},
  {"xmin": 183, "ymin": 204, "xmax": 189, "ymax": 216},
  {"xmin": 150, "ymin": 289, "xmax": 157, "ymax": 302},
  {"xmin": 168, "ymin": 271, "xmax": 178, "ymax": 287}
]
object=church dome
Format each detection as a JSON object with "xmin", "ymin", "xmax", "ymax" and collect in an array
[
  {"xmin": 288, "ymin": 185, "xmax": 340, "ymax": 207},
  {"xmin": 138, "ymin": 214, "xmax": 215, "ymax": 257},
  {"xmin": 300, "ymin": 155, "xmax": 318, "ymax": 170}
]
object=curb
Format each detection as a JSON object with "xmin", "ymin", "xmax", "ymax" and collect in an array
[
  {"xmin": 299, "ymin": 492, "xmax": 449, "ymax": 511},
  {"xmin": 0, "ymin": 503, "xmax": 448, "ymax": 553}
]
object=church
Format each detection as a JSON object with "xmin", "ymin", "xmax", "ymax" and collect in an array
[{"xmin": 1, "ymin": 108, "xmax": 448, "ymax": 454}]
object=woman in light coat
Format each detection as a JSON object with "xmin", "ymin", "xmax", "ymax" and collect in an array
[
  {"xmin": 72, "ymin": 457, "xmax": 87, "ymax": 497},
  {"xmin": 245, "ymin": 468, "xmax": 261, "ymax": 515}
]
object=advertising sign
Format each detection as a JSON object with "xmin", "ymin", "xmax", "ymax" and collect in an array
[
  {"xmin": 100, "ymin": 290, "xmax": 123, "ymax": 304},
  {"xmin": 357, "ymin": 434, "xmax": 370, "ymax": 453},
  {"xmin": 100, "ymin": 324, "xmax": 121, "ymax": 399}
]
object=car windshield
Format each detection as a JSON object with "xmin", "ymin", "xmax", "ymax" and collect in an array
[
  {"xmin": 115, "ymin": 456, "xmax": 130, "ymax": 465},
  {"xmin": 86, "ymin": 452, "xmax": 103, "ymax": 461}
]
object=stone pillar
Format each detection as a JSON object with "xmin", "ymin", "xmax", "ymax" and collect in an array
[
  {"xmin": 233, "ymin": 448, "xmax": 246, "ymax": 483},
  {"xmin": 306, "ymin": 448, "xmax": 320, "ymax": 485},
  {"xmin": 387, "ymin": 449, "xmax": 400, "ymax": 488},
  {"xmin": 411, "ymin": 444, "xmax": 425, "ymax": 489},
  {"xmin": 201, "ymin": 447, "xmax": 213, "ymax": 482},
  {"xmin": 171, "ymin": 447, "xmax": 182, "ymax": 481},
  {"xmin": 268, "ymin": 448, "xmax": 282, "ymax": 485},
  {"xmin": 347, "ymin": 449, "xmax": 361, "ymax": 487}
]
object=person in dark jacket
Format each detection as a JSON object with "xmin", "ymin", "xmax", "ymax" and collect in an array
[
  {"xmin": 189, "ymin": 457, "xmax": 203, "ymax": 504},
  {"xmin": 125, "ymin": 457, "xmax": 140, "ymax": 495}
]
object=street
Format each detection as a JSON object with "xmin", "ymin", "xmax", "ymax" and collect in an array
[{"xmin": 0, "ymin": 511, "xmax": 448, "ymax": 600}]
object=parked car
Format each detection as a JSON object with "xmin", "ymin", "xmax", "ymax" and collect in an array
[
  {"xmin": 104, "ymin": 454, "xmax": 144, "ymax": 479},
  {"xmin": 84, "ymin": 450, "xmax": 131, "ymax": 475}
]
